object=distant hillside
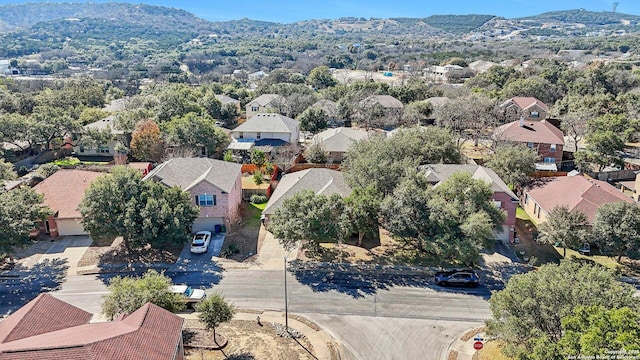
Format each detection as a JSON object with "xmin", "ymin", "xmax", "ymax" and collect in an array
[
  {"xmin": 0, "ymin": 2, "xmax": 210, "ymax": 31},
  {"xmin": 422, "ymin": 14, "xmax": 496, "ymax": 34},
  {"xmin": 519, "ymin": 9, "xmax": 640, "ymax": 25}
]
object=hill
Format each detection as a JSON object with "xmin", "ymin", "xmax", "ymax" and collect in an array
[{"xmin": 519, "ymin": 9, "xmax": 640, "ymax": 26}]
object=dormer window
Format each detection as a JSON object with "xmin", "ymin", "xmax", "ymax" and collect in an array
[
  {"xmin": 530, "ymin": 111, "xmax": 539, "ymax": 118},
  {"xmin": 550, "ymin": 144, "xmax": 556, "ymax": 152}
]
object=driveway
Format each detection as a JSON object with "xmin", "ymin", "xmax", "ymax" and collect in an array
[{"xmin": 167, "ymin": 233, "xmax": 225, "ymax": 288}]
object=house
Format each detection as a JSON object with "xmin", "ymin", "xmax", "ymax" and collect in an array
[
  {"xmin": 521, "ymin": 175, "xmax": 636, "ymax": 225},
  {"xmin": 248, "ymin": 70, "xmax": 266, "ymax": 81},
  {"xmin": 424, "ymin": 65, "xmax": 472, "ymax": 84},
  {"xmin": 310, "ymin": 99, "xmax": 342, "ymax": 127},
  {"xmin": 499, "ymin": 97, "xmax": 549, "ymax": 122},
  {"xmin": 245, "ymin": 94, "xmax": 289, "ymax": 119},
  {"xmin": 419, "ymin": 164, "xmax": 519, "ymax": 243},
  {"xmin": 33, "ymin": 169, "xmax": 104, "ymax": 237},
  {"xmin": 494, "ymin": 118, "xmax": 565, "ymax": 171},
  {"xmin": 230, "ymin": 113, "xmax": 299, "ymax": 147},
  {"xmin": 311, "ymin": 127, "xmax": 370, "ymax": 163},
  {"xmin": 215, "ymin": 94, "xmax": 241, "ymax": 113},
  {"xmin": 144, "ymin": 158, "xmax": 242, "ymax": 233},
  {"xmin": 468, "ymin": 60, "xmax": 498, "ymax": 74},
  {"xmin": 0, "ymin": 293, "xmax": 184, "ymax": 360},
  {"xmin": 0, "ymin": 60, "xmax": 10, "ymax": 75},
  {"xmin": 358, "ymin": 95, "xmax": 404, "ymax": 129},
  {"xmin": 262, "ymin": 168, "xmax": 351, "ymax": 218},
  {"xmin": 73, "ymin": 116, "xmax": 126, "ymax": 159}
]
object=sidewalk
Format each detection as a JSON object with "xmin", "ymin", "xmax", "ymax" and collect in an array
[
  {"xmin": 180, "ymin": 310, "xmax": 339, "ymax": 360},
  {"xmin": 446, "ymin": 328, "xmax": 486, "ymax": 360}
]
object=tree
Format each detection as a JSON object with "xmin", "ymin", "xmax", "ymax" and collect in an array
[
  {"xmin": 130, "ymin": 119, "xmax": 164, "ymax": 162},
  {"xmin": 433, "ymin": 94, "xmax": 498, "ymax": 147},
  {"xmin": 223, "ymin": 150, "xmax": 235, "ymax": 162},
  {"xmin": 79, "ymin": 166, "xmax": 198, "ymax": 250},
  {"xmin": 0, "ymin": 187, "xmax": 51, "ymax": 256},
  {"xmin": 102, "ymin": 270, "xmax": 185, "ymax": 320},
  {"xmin": 343, "ymin": 186, "xmax": 380, "ymax": 247},
  {"xmin": 219, "ymin": 102, "xmax": 239, "ymax": 126},
  {"xmin": 196, "ymin": 293, "xmax": 235, "ymax": 344},
  {"xmin": 557, "ymin": 306, "xmax": 640, "ymax": 357},
  {"xmin": 268, "ymin": 190, "xmax": 346, "ymax": 250},
  {"xmin": 308, "ymin": 66, "xmax": 337, "ymax": 89},
  {"xmin": 486, "ymin": 144, "xmax": 537, "ymax": 187},
  {"xmin": 252, "ymin": 170, "xmax": 264, "ymax": 186},
  {"xmin": 303, "ymin": 142, "xmax": 328, "ymax": 164},
  {"xmin": 343, "ymin": 128, "xmax": 460, "ymax": 196},
  {"xmin": 592, "ymin": 201, "xmax": 640, "ymax": 263},
  {"xmin": 560, "ymin": 113, "xmax": 588, "ymax": 151},
  {"xmin": 537, "ymin": 206, "xmax": 588, "ymax": 258},
  {"xmin": 297, "ymin": 107, "xmax": 328, "ymax": 133},
  {"xmin": 487, "ymin": 260, "xmax": 638, "ymax": 358},
  {"xmin": 0, "ymin": 159, "xmax": 17, "ymax": 184},
  {"xmin": 164, "ymin": 113, "xmax": 230, "ymax": 156},
  {"xmin": 250, "ymin": 149, "xmax": 267, "ymax": 168}
]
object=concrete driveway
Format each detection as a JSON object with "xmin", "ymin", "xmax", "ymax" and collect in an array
[{"xmin": 167, "ymin": 233, "xmax": 225, "ymax": 288}]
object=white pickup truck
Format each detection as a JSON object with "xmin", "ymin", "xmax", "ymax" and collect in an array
[{"xmin": 169, "ymin": 285, "xmax": 206, "ymax": 305}]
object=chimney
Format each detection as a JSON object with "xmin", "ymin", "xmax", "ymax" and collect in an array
[{"xmin": 519, "ymin": 114, "xmax": 525, "ymax": 127}]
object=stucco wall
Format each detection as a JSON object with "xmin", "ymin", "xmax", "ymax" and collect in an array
[
  {"xmin": 521, "ymin": 192, "xmax": 550, "ymax": 224},
  {"xmin": 231, "ymin": 131, "xmax": 295, "ymax": 144}
]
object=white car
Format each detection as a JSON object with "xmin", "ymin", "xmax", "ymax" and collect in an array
[
  {"xmin": 190, "ymin": 231, "xmax": 212, "ymax": 254},
  {"xmin": 169, "ymin": 284, "xmax": 206, "ymax": 304}
]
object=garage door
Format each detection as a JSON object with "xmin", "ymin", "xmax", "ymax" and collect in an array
[
  {"xmin": 57, "ymin": 218, "xmax": 88, "ymax": 236},
  {"xmin": 493, "ymin": 225, "xmax": 511, "ymax": 243},
  {"xmin": 191, "ymin": 217, "xmax": 224, "ymax": 233}
]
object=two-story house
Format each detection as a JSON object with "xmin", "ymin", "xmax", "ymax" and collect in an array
[
  {"xmin": 494, "ymin": 118, "xmax": 565, "ymax": 171},
  {"xmin": 230, "ymin": 113, "xmax": 299, "ymax": 147},
  {"xmin": 143, "ymin": 158, "xmax": 243, "ymax": 233},
  {"xmin": 73, "ymin": 116, "xmax": 127, "ymax": 159},
  {"xmin": 419, "ymin": 164, "xmax": 519, "ymax": 243},
  {"xmin": 215, "ymin": 94, "xmax": 241, "ymax": 113},
  {"xmin": 245, "ymin": 94, "xmax": 289, "ymax": 119},
  {"xmin": 499, "ymin": 97, "xmax": 549, "ymax": 122}
]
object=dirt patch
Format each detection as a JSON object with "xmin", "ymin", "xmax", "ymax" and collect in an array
[
  {"xmin": 184, "ymin": 319, "xmax": 316, "ymax": 360},
  {"xmin": 460, "ymin": 327, "xmax": 485, "ymax": 341},
  {"xmin": 220, "ymin": 202, "xmax": 261, "ymax": 261},
  {"xmin": 78, "ymin": 237, "xmax": 181, "ymax": 267}
]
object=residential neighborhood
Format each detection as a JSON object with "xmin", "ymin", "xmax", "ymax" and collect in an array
[{"xmin": 2, "ymin": 2, "xmax": 640, "ymax": 360}]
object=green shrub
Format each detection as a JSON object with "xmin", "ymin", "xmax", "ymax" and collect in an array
[
  {"xmin": 250, "ymin": 194, "xmax": 268, "ymax": 204},
  {"xmin": 35, "ymin": 163, "xmax": 60, "ymax": 178}
]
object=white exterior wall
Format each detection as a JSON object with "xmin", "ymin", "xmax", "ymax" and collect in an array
[{"xmin": 231, "ymin": 131, "xmax": 296, "ymax": 144}]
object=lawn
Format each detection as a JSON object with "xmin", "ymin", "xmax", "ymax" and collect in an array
[
  {"xmin": 478, "ymin": 341, "xmax": 511, "ymax": 360},
  {"xmin": 246, "ymin": 202, "xmax": 266, "ymax": 230},
  {"xmin": 52, "ymin": 157, "xmax": 109, "ymax": 166},
  {"xmin": 515, "ymin": 206, "xmax": 532, "ymax": 222}
]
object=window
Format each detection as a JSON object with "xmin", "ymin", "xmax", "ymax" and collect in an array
[
  {"xmin": 530, "ymin": 111, "xmax": 539, "ymax": 118},
  {"xmin": 527, "ymin": 142, "xmax": 534, "ymax": 149},
  {"xmin": 99, "ymin": 146, "xmax": 110, "ymax": 154},
  {"xmin": 544, "ymin": 157, "xmax": 555, "ymax": 163},
  {"xmin": 524, "ymin": 194, "xmax": 529, "ymax": 205},
  {"xmin": 256, "ymin": 132, "xmax": 261, "ymax": 139},
  {"xmin": 492, "ymin": 200, "xmax": 502, "ymax": 209},
  {"xmin": 550, "ymin": 144, "xmax": 557, "ymax": 152},
  {"xmin": 239, "ymin": 132, "xmax": 244, "ymax": 139},
  {"xmin": 79, "ymin": 145, "xmax": 85, "ymax": 153},
  {"xmin": 195, "ymin": 194, "xmax": 216, "ymax": 206},
  {"xmin": 251, "ymin": 105, "xmax": 259, "ymax": 112}
]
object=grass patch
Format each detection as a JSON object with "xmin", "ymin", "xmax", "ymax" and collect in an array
[
  {"xmin": 251, "ymin": 202, "xmax": 267, "ymax": 211},
  {"xmin": 554, "ymin": 246, "xmax": 623, "ymax": 272},
  {"xmin": 478, "ymin": 341, "xmax": 511, "ymax": 360},
  {"xmin": 245, "ymin": 202, "xmax": 265, "ymax": 230},
  {"xmin": 52, "ymin": 157, "xmax": 109, "ymax": 166},
  {"xmin": 515, "ymin": 206, "xmax": 531, "ymax": 221}
]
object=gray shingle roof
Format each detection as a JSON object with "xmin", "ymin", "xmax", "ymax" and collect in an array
[
  {"xmin": 248, "ymin": 94, "xmax": 285, "ymax": 107},
  {"xmin": 263, "ymin": 168, "xmax": 351, "ymax": 215},
  {"xmin": 143, "ymin": 158, "xmax": 242, "ymax": 193},
  {"xmin": 312, "ymin": 127, "xmax": 370, "ymax": 153},
  {"xmin": 232, "ymin": 113, "xmax": 299, "ymax": 134},
  {"xmin": 418, "ymin": 164, "xmax": 518, "ymax": 200},
  {"xmin": 362, "ymin": 95, "xmax": 403, "ymax": 109},
  {"xmin": 215, "ymin": 94, "xmax": 240, "ymax": 105},
  {"xmin": 83, "ymin": 115, "xmax": 124, "ymax": 135}
]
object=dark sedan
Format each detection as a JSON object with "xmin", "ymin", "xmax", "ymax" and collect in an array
[{"xmin": 434, "ymin": 269, "xmax": 480, "ymax": 287}]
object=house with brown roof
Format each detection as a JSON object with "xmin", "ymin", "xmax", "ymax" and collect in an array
[
  {"xmin": 521, "ymin": 175, "xmax": 636, "ymax": 225},
  {"xmin": 311, "ymin": 127, "xmax": 370, "ymax": 163},
  {"xmin": 493, "ymin": 118, "xmax": 565, "ymax": 171},
  {"xmin": 419, "ymin": 164, "xmax": 519, "ymax": 243},
  {"xmin": 33, "ymin": 169, "xmax": 104, "ymax": 238},
  {"xmin": 0, "ymin": 293, "xmax": 184, "ymax": 360},
  {"xmin": 499, "ymin": 96, "xmax": 549, "ymax": 122},
  {"xmin": 143, "ymin": 158, "xmax": 243, "ymax": 233}
]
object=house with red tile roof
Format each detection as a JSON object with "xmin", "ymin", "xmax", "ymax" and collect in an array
[
  {"xmin": 493, "ymin": 118, "xmax": 565, "ymax": 171},
  {"xmin": 33, "ymin": 169, "xmax": 104, "ymax": 238},
  {"xmin": 500, "ymin": 96, "xmax": 548, "ymax": 122},
  {"xmin": 521, "ymin": 175, "xmax": 636, "ymax": 225},
  {"xmin": 0, "ymin": 294, "xmax": 184, "ymax": 360}
]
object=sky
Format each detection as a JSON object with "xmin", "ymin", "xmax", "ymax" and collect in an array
[{"xmin": 0, "ymin": 0, "xmax": 639, "ymax": 23}]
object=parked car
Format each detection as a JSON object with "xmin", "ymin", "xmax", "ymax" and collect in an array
[
  {"xmin": 190, "ymin": 231, "xmax": 212, "ymax": 254},
  {"xmin": 434, "ymin": 269, "xmax": 479, "ymax": 287},
  {"xmin": 169, "ymin": 284, "xmax": 206, "ymax": 305}
]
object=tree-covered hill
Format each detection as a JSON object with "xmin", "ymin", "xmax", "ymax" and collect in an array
[
  {"xmin": 519, "ymin": 9, "xmax": 640, "ymax": 26},
  {"xmin": 422, "ymin": 14, "xmax": 496, "ymax": 34}
]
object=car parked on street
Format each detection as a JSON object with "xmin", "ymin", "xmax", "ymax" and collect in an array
[
  {"xmin": 169, "ymin": 284, "xmax": 206, "ymax": 305},
  {"xmin": 190, "ymin": 231, "xmax": 212, "ymax": 254},
  {"xmin": 434, "ymin": 269, "xmax": 479, "ymax": 287}
]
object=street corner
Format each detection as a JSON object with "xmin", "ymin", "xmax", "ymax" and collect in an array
[{"xmin": 446, "ymin": 326, "xmax": 486, "ymax": 360}]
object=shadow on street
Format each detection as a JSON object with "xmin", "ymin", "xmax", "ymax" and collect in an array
[{"xmin": 0, "ymin": 258, "xmax": 69, "ymax": 315}]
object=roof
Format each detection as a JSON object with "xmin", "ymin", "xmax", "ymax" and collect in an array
[
  {"xmin": 362, "ymin": 95, "xmax": 403, "ymax": 109},
  {"xmin": 312, "ymin": 127, "xmax": 370, "ymax": 153},
  {"xmin": 144, "ymin": 157, "xmax": 242, "ymax": 193},
  {"xmin": 494, "ymin": 119, "xmax": 564, "ymax": 145},
  {"xmin": 468, "ymin": 60, "xmax": 497, "ymax": 73},
  {"xmin": 525, "ymin": 175, "xmax": 636, "ymax": 224},
  {"xmin": 215, "ymin": 94, "xmax": 240, "ymax": 105},
  {"xmin": 263, "ymin": 168, "xmax": 352, "ymax": 215},
  {"xmin": 102, "ymin": 98, "xmax": 129, "ymax": 112},
  {"xmin": 83, "ymin": 115, "xmax": 124, "ymax": 135},
  {"xmin": 33, "ymin": 169, "xmax": 104, "ymax": 219},
  {"xmin": 0, "ymin": 295, "xmax": 184, "ymax": 360},
  {"xmin": 425, "ymin": 97, "xmax": 451, "ymax": 107},
  {"xmin": 227, "ymin": 141, "xmax": 254, "ymax": 151},
  {"xmin": 311, "ymin": 100, "xmax": 338, "ymax": 116},
  {"xmin": 418, "ymin": 164, "xmax": 518, "ymax": 200},
  {"xmin": 232, "ymin": 113, "xmax": 299, "ymax": 134},
  {"xmin": 247, "ymin": 94, "xmax": 285, "ymax": 107},
  {"xmin": 500, "ymin": 97, "xmax": 549, "ymax": 112}
]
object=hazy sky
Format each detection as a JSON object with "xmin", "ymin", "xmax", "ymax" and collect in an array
[{"xmin": 0, "ymin": 0, "xmax": 638, "ymax": 23}]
